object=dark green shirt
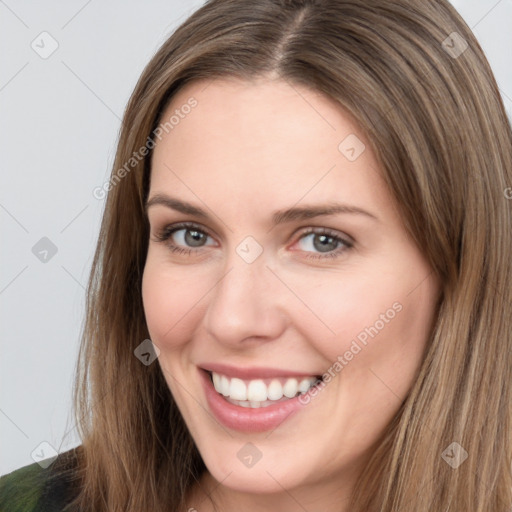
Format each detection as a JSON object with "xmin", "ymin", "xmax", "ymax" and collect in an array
[{"xmin": 0, "ymin": 447, "xmax": 80, "ymax": 512}]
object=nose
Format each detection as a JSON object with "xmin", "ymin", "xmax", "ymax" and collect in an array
[{"xmin": 202, "ymin": 249, "xmax": 288, "ymax": 348}]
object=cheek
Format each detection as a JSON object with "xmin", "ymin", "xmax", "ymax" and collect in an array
[
  {"xmin": 289, "ymin": 273, "xmax": 400, "ymax": 358},
  {"xmin": 294, "ymin": 267, "xmax": 437, "ymax": 376},
  {"xmin": 141, "ymin": 258, "xmax": 207, "ymax": 347}
]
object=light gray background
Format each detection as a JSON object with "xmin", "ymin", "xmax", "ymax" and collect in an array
[{"xmin": 1, "ymin": 0, "xmax": 511, "ymax": 475}]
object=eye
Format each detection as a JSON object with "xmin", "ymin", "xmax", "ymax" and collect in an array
[
  {"xmin": 152, "ymin": 222, "xmax": 216, "ymax": 255},
  {"xmin": 292, "ymin": 227, "xmax": 353, "ymax": 260},
  {"xmin": 151, "ymin": 222, "xmax": 353, "ymax": 260}
]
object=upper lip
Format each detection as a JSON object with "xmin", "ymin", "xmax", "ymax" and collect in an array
[{"xmin": 199, "ymin": 363, "xmax": 322, "ymax": 380}]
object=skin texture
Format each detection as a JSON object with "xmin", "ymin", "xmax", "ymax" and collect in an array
[{"xmin": 142, "ymin": 77, "xmax": 441, "ymax": 512}]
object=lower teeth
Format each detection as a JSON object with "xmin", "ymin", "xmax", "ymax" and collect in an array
[{"xmin": 224, "ymin": 394, "xmax": 296, "ymax": 408}]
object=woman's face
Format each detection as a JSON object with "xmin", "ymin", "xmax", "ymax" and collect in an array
[{"xmin": 142, "ymin": 77, "xmax": 440, "ymax": 506}]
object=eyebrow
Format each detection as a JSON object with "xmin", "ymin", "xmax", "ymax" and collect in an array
[{"xmin": 145, "ymin": 194, "xmax": 379, "ymax": 225}]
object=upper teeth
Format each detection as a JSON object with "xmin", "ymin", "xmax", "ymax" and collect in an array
[{"xmin": 211, "ymin": 371, "xmax": 320, "ymax": 401}]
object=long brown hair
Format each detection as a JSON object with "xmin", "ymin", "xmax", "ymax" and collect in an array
[{"xmin": 68, "ymin": 0, "xmax": 512, "ymax": 510}]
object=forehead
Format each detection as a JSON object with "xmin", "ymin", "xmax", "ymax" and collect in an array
[{"xmin": 149, "ymin": 78, "xmax": 391, "ymax": 222}]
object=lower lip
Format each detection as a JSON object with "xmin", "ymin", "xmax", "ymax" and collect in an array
[{"xmin": 199, "ymin": 368, "xmax": 308, "ymax": 432}]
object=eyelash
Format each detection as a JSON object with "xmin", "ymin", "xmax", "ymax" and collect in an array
[{"xmin": 152, "ymin": 221, "xmax": 354, "ymax": 260}]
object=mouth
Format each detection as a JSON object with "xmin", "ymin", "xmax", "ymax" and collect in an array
[
  {"xmin": 204, "ymin": 369, "xmax": 324, "ymax": 409},
  {"xmin": 198, "ymin": 367, "xmax": 325, "ymax": 432}
]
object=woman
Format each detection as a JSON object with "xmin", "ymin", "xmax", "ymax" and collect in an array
[{"xmin": 1, "ymin": 0, "xmax": 511, "ymax": 511}]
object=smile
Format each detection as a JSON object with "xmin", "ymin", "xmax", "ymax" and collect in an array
[
  {"xmin": 209, "ymin": 371, "xmax": 321, "ymax": 408},
  {"xmin": 198, "ymin": 366, "xmax": 324, "ymax": 432}
]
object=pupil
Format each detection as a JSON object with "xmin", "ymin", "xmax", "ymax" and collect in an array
[
  {"xmin": 185, "ymin": 229, "xmax": 205, "ymax": 247},
  {"xmin": 314, "ymin": 234, "xmax": 336, "ymax": 253}
]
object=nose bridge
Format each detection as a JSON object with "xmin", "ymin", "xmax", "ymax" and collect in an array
[
  {"xmin": 216, "ymin": 234, "xmax": 271, "ymax": 303},
  {"xmin": 203, "ymin": 239, "xmax": 286, "ymax": 344}
]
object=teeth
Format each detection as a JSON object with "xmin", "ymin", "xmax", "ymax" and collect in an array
[
  {"xmin": 210, "ymin": 371, "xmax": 320, "ymax": 403},
  {"xmin": 267, "ymin": 379, "xmax": 284, "ymax": 400},
  {"xmin": 298, "ymin": 378, "xmax": 313, "ymax": 393},
  {"xmin": 220, "ymin": 375, "xmax": 230, "ymax": 396},
  {"xmin": 283, "ymin": 378, "xmax": 299, "ymax": 398},
  {"xmin": 226, "ymin": 396, "xmax": 290, "ymax": 409},
  {"xmin": 247, "ymin": 379, "xmax": 267, "ymax": 401},
  {"xmin": 229, "ymin": 378, "xmax": 246, "ymax": 400}
]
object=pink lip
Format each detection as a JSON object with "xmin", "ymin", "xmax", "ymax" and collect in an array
[
  {"xmin": 199, "ymin": 368, "xmax": 308, "ymax": 432},
  {"xmin": 199, "ymin": 362, "xmax": 321, "ymax": 380}
]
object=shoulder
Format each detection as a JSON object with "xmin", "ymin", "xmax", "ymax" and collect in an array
[{"xmin": 0, "ymin": 446, "xmax": 82, "ymax": 512}]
